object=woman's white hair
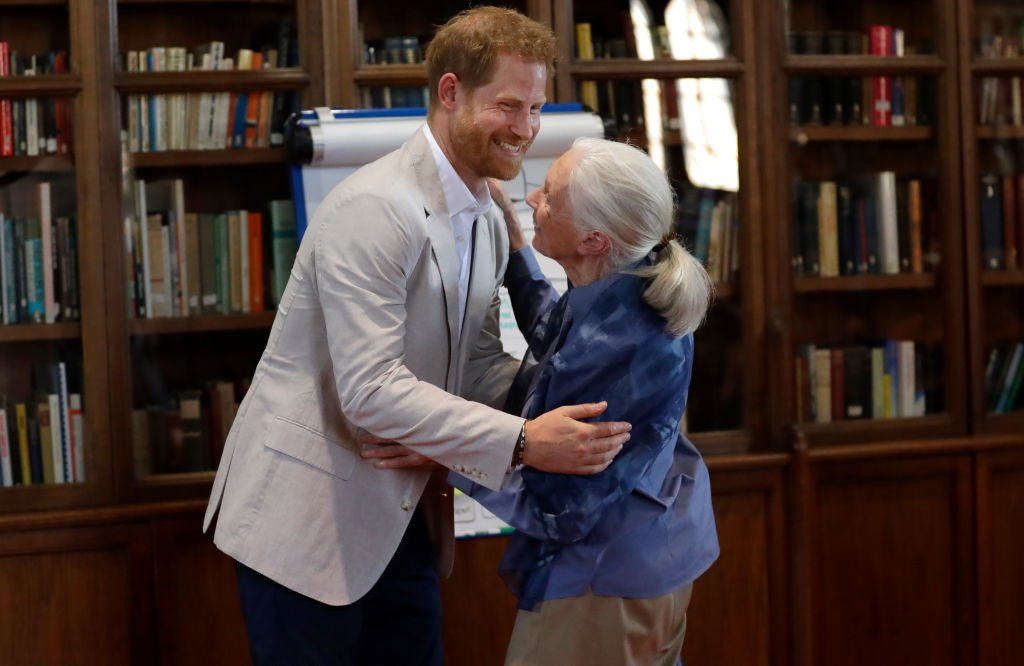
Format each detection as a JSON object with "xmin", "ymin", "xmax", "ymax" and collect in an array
[{"xmin": 565, "ymin": 136, "xmax": 713, "ymax": 336}]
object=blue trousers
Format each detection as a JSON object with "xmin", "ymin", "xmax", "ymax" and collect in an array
[{"xmin": 235, "ymin": 510, "xmax": 443, "ymax": 666}]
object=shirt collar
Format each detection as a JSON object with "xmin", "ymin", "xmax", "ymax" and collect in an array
[
  {"xmin": 564, "ymin": 257, "xmax": 650, "ymax": 319},
  {"xmin": 423, "ymin": 125, "xmax": 492, "ymax": 219}
]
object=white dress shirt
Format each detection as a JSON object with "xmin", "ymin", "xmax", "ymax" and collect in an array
[{"xmin": 423, "ymin": 125, "xmax": 492, "ymax": 336}]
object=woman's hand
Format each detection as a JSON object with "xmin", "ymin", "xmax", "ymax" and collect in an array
[{"xmin": 488, "ymin": 178, "xmax": 527, "ymax": 252}]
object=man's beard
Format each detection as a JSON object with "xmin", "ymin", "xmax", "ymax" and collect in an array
[{"xmin": 451, "ymin": 113, "xmax": 531, "ymax": 181}]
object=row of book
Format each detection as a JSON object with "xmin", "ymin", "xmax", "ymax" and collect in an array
[
  {"xmin": 1, "ymin": 181, "xmax": 80, "ymax": 325},
  {"xmin": 125, "ymin": 179, "xmax": 296, "ymax": 319},
  {"xmin": 979, "ymin": 172, "xmax": 1024, "ymax": 270},
  {"xmin": 977, "ymin": 16, "xmax": 1024, "ymax": 58},
  {"xmin": 795, "ymin": 341, "xmax": 941, "ymax": 424},
  {"xmin": 123, "ymin": 32, "xmax": 299, "ymax": 152},
  {"xmin": 788, "ymin": 27, "xmax": 935, "ymax": 128},
  {"xmin": 572, "ymin": 19, "xmax": 689, "ymax": 63},
  {"xmin": 985, "ymin": 342, "xmax": 1024, "ymax": 414},
  {"xmin": 0, "ymin": 43, "xmax": 72, "ymax": 157},
  {"xmin": 677, "ymin": 189, "xmax": 739, "ymax": 285},
  {"xmin": 790, "ymin": 74, "xmax": 935, "ymax": 128},
  {"xmin": 978, "ymin": 76, "xmax": 1024, "ymax": 126},
  {"xmin": 0, "ymin": 361, "xmax": 85, "ymax": 488},
  {"xmin": 359, "ymin": 86, "xmax": 428, "ymax": 110},
  {"xmin": 791, "ymin": 174, "xmax": 935, "ymax": 278},
  {"xmin": 362, "ymin": 35, "xmax": 422, "ymax": 65},
  {"xmin": 132, "ymin": 379, "xmax": 242, "ymax": 477}
]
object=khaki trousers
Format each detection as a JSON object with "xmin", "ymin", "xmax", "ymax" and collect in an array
[{"xmin": 505, "ymin": 584, "xmax": 693, "ymax": 666}]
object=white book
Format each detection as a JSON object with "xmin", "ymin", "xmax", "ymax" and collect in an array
[
  {"xmin": 0, "ymin": 408, "xmax": 12, "ymax": 486},
  {"xmin": 37, "ymin": 182, "xmax": 57, "ymax": 323},
  {"xmin": 212, "ymin": 57, "xmax": 234, "ymax": 150},
  {"xmin": 898, "ymin": 340, "xmax": 916, "ymax": 418},
  {"xmin": 876, "ymin": 172, "xmax": 900, "ymax": 275}
]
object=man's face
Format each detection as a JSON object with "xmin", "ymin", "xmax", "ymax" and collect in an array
[
  {"xmin": 449, "ymin": 54, "xmax": 547, "ymax": 181},
  {"xmin": 526, "ymin": 150, "xmax": 586, "ymax": 264}
]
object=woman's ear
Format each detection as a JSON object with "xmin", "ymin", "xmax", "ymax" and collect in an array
[{"xmin": 578, "ymin": 230, "xmax": 611, "ymax": 257}]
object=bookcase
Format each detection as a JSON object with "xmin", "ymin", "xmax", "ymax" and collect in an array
[
  {"xmin": 957, "ymin": 0, "xmax": 1024, "ymax": 436},
  {"xmin": 552, "ymin": 0, "xmax": 765, "ymax": 454},
  {"xmin": 1, "ymin": 0, "xmax": 326, "ymax": 505},
  {"xmin": 105, "ymin": 0, "xmax": 323, "ymax": 502},
  {"xmin": 760, "ymin": 0, "xmax": 969, "ymax": 447},
  {"xmin": 0, "ymin": 0, "xmax": 114, "ymax": 513},
  {"xmin": 0, "ymin": 1, "xmax": 1023, "ymax": 665}
]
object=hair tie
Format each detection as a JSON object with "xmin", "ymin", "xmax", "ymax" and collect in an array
[{"xmin": 652, "ymin": 231, "xmax": 678, "ymax": 253}]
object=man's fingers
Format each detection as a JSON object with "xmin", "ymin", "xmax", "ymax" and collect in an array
[
  {"xmin": 586, "ymin": 420, "xmax": 632, "ymax": 438},
  {"xmin": 557, "ymin": 401, "xmax": 611, "ymax": 420},
  {"xmin": 372, "ymin": 453, "xmax": 435, "ymax": 469},
  {"xmin": 361, "ymin": 443, "xmax": 411, "ymax": 459}
]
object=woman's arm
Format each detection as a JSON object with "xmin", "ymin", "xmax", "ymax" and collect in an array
[{"xmin": 489, "ymin": 178, "xmax": 560, "ymax": 351}]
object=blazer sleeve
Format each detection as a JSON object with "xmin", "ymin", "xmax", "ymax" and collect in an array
[
  {"xmin": 453, "ymin": 296, "xmax": 692, "ymax": 542},
  {"xmin": 312, "ymin": 188, "xmax": 522, "ymax": 491}
]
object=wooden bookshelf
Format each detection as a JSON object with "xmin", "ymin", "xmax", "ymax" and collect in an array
[
  {"xmin": 1, "ymin": 2, "xmax": 1022, "ymax": 666},
  {"xmin": 0, "ymin": 322, "xmax": 81, "ymax": 342},
  {"xmin": 794, "ymin": 274, "xmax": 938, "ymax": 292},
  {"xmin": 115, "ymin": 69, "xmax": 310, "ymax": 93},
  {"xmin": 129, "ymin": 312, "xmax": 275, "ymax": 336},
  {"xmin": 790, "ymin": 126, "xmax": 935, "ymax": 143},
  {"xmin": 959, "ymin": 0, "xmax": 1024, "ymax": 436},
  {"xmin": 127, "ymin": 148, "xmax": 287, "ymax": 167}
]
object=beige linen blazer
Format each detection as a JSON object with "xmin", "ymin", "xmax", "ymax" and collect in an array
[{"xmin": 203, "ymin": 128, "xmax": 523, "ymax": 606}]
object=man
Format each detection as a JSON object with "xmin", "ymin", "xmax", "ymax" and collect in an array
[{"xmin": 203, "ymin": 7, "xmax": 631, "ymax": 665}]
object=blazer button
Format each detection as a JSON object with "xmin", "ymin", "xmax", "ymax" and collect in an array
[{"xmin": 400, "ymin": 500, "xmax": 412, "ymax": 511}]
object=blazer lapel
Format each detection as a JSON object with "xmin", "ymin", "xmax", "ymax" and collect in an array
[
  {"xmin": 459, "ymin": 215, "xmax": 493, "ymax": 348},
  {"xmin": 410, "ymin": 130, "xmax": 462, "ymax": 379},
  {"xmin": 425, "ymin": 210, "xmax": 461, "ymax": 350}
]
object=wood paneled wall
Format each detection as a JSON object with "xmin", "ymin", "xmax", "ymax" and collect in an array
[{"xmin": 0, "ymin": 445, "xmax": 1021, "ymax": 665}]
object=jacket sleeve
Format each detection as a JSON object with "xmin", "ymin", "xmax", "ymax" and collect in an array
[{"xmin": 455, "ymin": 295, "xmax": 693, "ymax": 543}]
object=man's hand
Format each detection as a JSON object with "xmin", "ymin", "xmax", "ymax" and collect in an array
[
  {"xmin": 487, "ymin": 178, "xmax": 527, "ymax": 252},
  {"xmin": 359, "ymin": 435, "xmax": 438, "ymax": 470},
  {"xmin": 523, "ymin": 401, "xmax": 630, "ymax": 474}
]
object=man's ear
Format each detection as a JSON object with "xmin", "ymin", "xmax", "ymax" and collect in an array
[
  {"xmin": 438, "ymin": 73, "xmax": 459, "ymax": 111},
  {"xmin": 578, "ymin": 230, "xmax": 611, "ymax": 257}
]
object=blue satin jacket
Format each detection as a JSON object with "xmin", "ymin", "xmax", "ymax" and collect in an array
[{"xmin": 450, "ymin": 248, "xmax": 719, "ymax": 611}]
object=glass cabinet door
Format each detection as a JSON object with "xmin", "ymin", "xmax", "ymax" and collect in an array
[
  {"xmin": 562, "ymin": 0, "xmax": 757, "ymax": 452},
  {"xmin": 961, "ymin": 1, "xmax": 1024, "ymax": 433},
  {"xmin": 110, "ymin": 0, "xmax": 307, "ymax": 497}
]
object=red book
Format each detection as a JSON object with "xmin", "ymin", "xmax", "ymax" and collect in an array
[
  {"xmin": 247, "ymin": 211, "xmax": 264, "ymax": 312},
  {"xmin": 870, "ymin": 25, "xmax": 892, "ymax": 127},
  {"xmin": 0, "ymin": 41, "xmax": 12, "ymax": 157}
]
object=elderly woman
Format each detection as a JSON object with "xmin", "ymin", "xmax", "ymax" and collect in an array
[{"xmin": 450, "ymin": 137, "xmax": 719, "ymax": 666}]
